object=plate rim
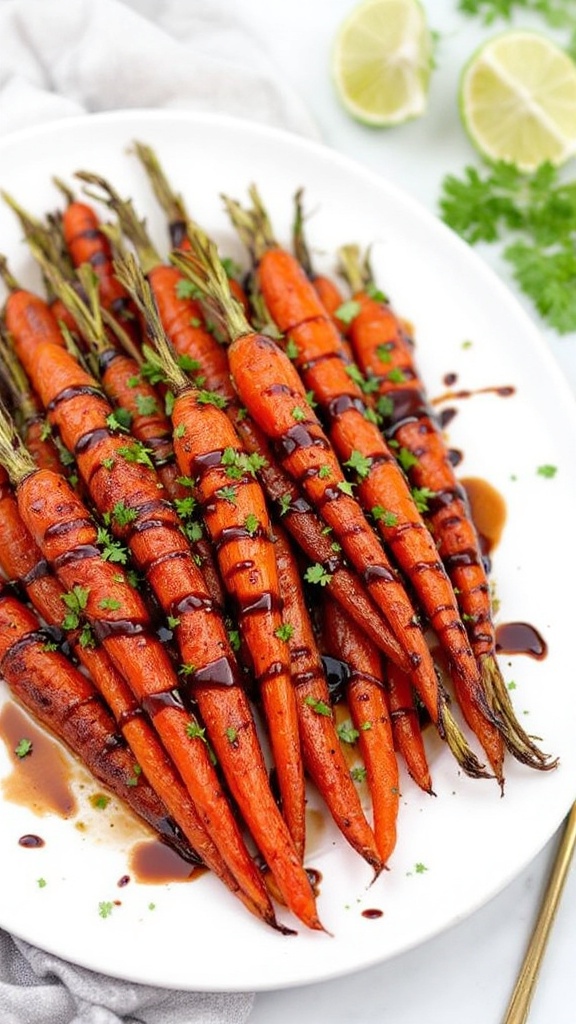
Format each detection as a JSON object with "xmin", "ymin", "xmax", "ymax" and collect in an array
[{"xmin": 0, "ymin": 107, "xmax": 575, "ymax": 992}]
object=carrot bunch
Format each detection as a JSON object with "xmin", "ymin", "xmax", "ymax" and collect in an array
[{"xmin": 0, "ymin": 150, "xmax": 557, "ymax": 939}]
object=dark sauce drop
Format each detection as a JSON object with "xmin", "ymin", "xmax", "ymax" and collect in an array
[
  {"xmin": 321, "ymin": 655, "xmax": 351, "ymax": 704},
  {"xmin": 306, "ymin": 867, "xmax": 322, "ymax": 898},
  {"xmin": 18, "ymin": 834, "xmax": 45, "ymax": 848},
  {"xmin": 495, "ymin": 622, "xmax": 547, "ymax": 660},
  {"xmin": 461, "ymin": 476, "xmax": 507, "ymax": 555},
  {"xmin": 438, "ymin": 407, "xmax": 458, "ymax": 429},
  {"xmin": 0, "ymin": 703, "xmax": 77, "ymax": 817},
  {"xmin": 362, "ymin": 908, "xmax": 383, "ymax": 919},
  {"xmin": 129, "ymin": 838, "xmax": 205, "ymax": 884}
]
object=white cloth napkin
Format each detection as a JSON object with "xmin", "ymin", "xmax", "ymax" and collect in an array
[{"xmin": 0, "ymin": 1, "xmax": 318, "ymax": 1021}]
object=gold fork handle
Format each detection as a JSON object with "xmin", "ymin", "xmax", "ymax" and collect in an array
[{"xmin": 502, "ymin": 801, "xmax": 576, "ymax": 1024}]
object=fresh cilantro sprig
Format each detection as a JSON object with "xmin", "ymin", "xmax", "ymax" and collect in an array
[
  {"xmin": 439, "ymin": 161, "xmax": 576, "ymax": 333},
  {"xmin": 458, "ymin": 0, "xmax": 576, "ymax": 36}
]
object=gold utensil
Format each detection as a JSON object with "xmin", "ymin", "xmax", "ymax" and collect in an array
[{"xmin": 503, "ymin": 800, "xmax": 576, "ymax": 1024}]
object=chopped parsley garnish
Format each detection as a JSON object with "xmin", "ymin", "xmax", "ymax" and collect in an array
[
  {"xmin": 344, "ymin": 449, "xmax": 373, "ymax": 479},
  {"xmin": 135, "ymin": 394, "xmax": 159, "ymax": 416},
  {"xmin": 96, "ymin": 526, "xmax": 129, "ymax": 564},
  {"xmin": 337, "ymin": 720, "xmax": 360, "ymax": 744},
  {"xmin": 274, "ymin": 623, "xmax": 294, "ymax": 642},
  {"xmin": 304, "ymin": 563, "xmax": 333, "ymax": 587},
  {"xmin": 174, "ymin": 495, "xmax": 197, "ymax": 520},
  {"xmin": 291, "ymin": 405, "xmax": 306, "ymax": 422},
  {"xmin": 110, "ymin": 501, "xmax": 139, "ymax": 527},
  {"xmin": 228, "ymin": 629, "xmax": 241, "ymax": 652},
  {"xmin": 215, "ymin": 485, "xmax": 238, "ymax": 505},
  {"xmin": 244, "ymin": 513, "xmax": 260, "ymax": 536},
  {"xmin": 185, "ymin": 720, "xmax": 207, "ymax": 742},
  {"xmin": 196, "ymin": 389, "xmax": 227, "ymax": 409},
  {"xmin": 411, "ymin": 486, "xmax": 436, "ymax": 514},
  {"xmin": 278, "ymin": 493, "xmax": 292, "ymax": 516},
  {"xmin": 98, "ymin": 598, "xmax": 122, "ymax": 611},
  {"xmin": 61, "ymin": 585, "xmax": 90, "ymax": 630},
  {"xmin": 175, "ymin": 278, "xmax": 202, "ymax": 300},
  {"xmin": 371, "ymin": 505, "xmax": 398, "ymax": 526},
  {"xmin": 106, "ymin": 408, "xmax": 132, "ymax": 432},
  {"xmin": 350, "ymin": 765, "xmax": 367, "ymax": 783},
  {"xmin": 337, "ymin": 480, "xmax": 355, "ymax": 497},
  {"xmin": 117, "ymin": 442, "xmax": 154, "ymax": 469},
  {"xmin": 284, "ymin": 338, "xmax": 299, "ymax": 360},
  {"xmin": 537, "ymin": 464, "xmax": 557, "ymax": 478},
  {"xmin": 304, "ymin": 695, "xmax": 332, "ymax": 717},
  {"xmin": 397, "ymin": 447, "xmax": 419, "ymax": 472},
  {"xmin": 334, "ymin": 299, "xmax": 361, "ymax": 325},
  {"xmin": 14, "ymin": 738, "xmax": 33, "ymax": 759},
  {"xmin": 98, "ymin": 901, "xmax": 114, "ymax": 919}
]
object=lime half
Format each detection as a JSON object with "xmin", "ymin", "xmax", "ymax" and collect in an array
[
  {"xmin": 332, "ymin": 0, "xmax": 433, "ymax": 127},
  {"xmin": 460, "ymin": 30, "xmax": 576, "ymax": 171}
]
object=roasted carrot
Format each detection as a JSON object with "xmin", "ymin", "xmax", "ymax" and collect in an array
[
  {"xmin": 337, "ymin": 243, "xmax": 554, "ymax": 774},
  {"xmin": 0, "ymin": 467, "xmax": 263, "ymax": 912},
  {"xmin": 115, "ymin": 257, "xmax": 313, "ymax": 878},
  {"xmin": 1, "ymin": 189, "xmax": 80, "ymax": 338},
  {"xmin": 130, "ymin": 141, "xmax": 250, "ymax": 313},
  {"xmin": 292, "ymin": 188, "xmax": 353, "ymax": 336},
  {"xmin": 71, "ymin": 172, "xmax": 404, "ymax": 668},
  {"xmin": 0, "ymin": 581, "xmax": 203, "ymax": 859},
  {"xmin": 320, "ymin": 594, "xmax": 400, "ymax": 865},
  {"xmin": 57, "ymin": 185, "xmax": 141, "ymax": 345},
  {"xmin": 165, "ymin": 225, "xmax": 487, "ymax": 782},
  {"xmin": 0, "ymin": 256, "xmax": 67, "ymax": 368},
  {"xmin": 273, "ymin": 523, "xmax": 383, "ymax": 873},
  {"xmin": 224, "ymin": 191, "xmax": 508, "ymax": 783},
  {"xmin": 386, "ymin": 657, "xmax": 434, "ymax": 795},
  {"xmin": 0, "ymin": 417, "xmax": 278, "ymax": 926},
  {"xmin": 0, "ymin": 330, "xmax": 64, "ymax": 475},
  {"xmin": 4, "ymin": 271, "xmax": 322, "ymax": 931}
]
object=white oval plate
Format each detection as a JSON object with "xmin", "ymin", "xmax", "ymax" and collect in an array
[{"xmin": 0, "ymin": 110, "xmax": 575, "ymax": 993}]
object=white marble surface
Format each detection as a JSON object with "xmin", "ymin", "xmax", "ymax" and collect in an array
[{"xmin": 231, "ymin": 2, "xmax": 576, "ymax": 1021}]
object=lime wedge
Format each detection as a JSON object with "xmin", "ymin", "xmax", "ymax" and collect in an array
[
  {"xmin": 332, "ymin": 0, "xmax": 433, "ymax": 127},
  {"xmin": 460, "ymin": 30, "xmax": 576, "ymax": 171}
]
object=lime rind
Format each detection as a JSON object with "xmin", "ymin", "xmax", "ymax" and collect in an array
[
  {"xmin": 332, "ymin": 0, "xmax": 433, "ymax": 128},
  {"xmin": 459, "ymin": 29, "xmax": 576, "ymax": 171}
]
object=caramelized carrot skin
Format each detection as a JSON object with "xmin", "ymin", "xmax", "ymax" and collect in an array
[
  {"xmin": 274, "ymin": 526, "xmax": 382, "ymax": 871},
  {"xmin": 62, "ymin": 200, "xmax": 138, "ymax": 332},
  {"xmin": 148, "ymin": 284, "xmax": 405, "ymax": 666},
  {"xmin": 171, "ymin": 389, "xmax": 306, "ymax": 860},
  {"xmin": 321, "ymin": 596, "xmax": 400, "ymax": 865},
  {"xmin": 12, "ymin": 465, "xmax": 275, "ymax": 921},
  {"xmin": 253, "ymin": 249, "xmax": 504, "ymax": 777},
  {"xmin": 386, "ymin": 658, "xmax": 433, "ymax": 795},
  {"xmin": 0, "ymin": 587, "xmax": 194, "ymax": 851},
  {"xmin": 4, "ymin": 290, "xmax": 65, "ymax": 371},
  {"xmin": 347, "ymin": 293, "xmax": 496, "ymax": 662},
  {"xmin": 227, "ymin": 331, "xmax": 444, "ymax": 726},
  {"xmin": 6, "ymin": 328, "xmax": 320, "ymax": 927}
]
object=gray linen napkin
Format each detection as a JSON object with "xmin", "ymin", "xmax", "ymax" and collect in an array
[{"xmin": 0, "ymin": 0, "xmax": 318, "ymax": 1019}]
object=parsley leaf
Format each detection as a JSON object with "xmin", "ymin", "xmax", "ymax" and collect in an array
[
  {"xmin": 344, "ymin": 449, "xmax": 373, "ymax": 479},
  {"xmin": 439, "ymin": 160, "xmax": 576, "ymax": 333},
  {"xmin": 304, "ymin": 563, "xmax": 333, "ymax": 587},
  {"xmin": 304, "ymin": 695, "xmax": 332, "ymax": 717},
  {"xmin": 14, "ymin": 738, "xmax": 33, "ymax": 758}
]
